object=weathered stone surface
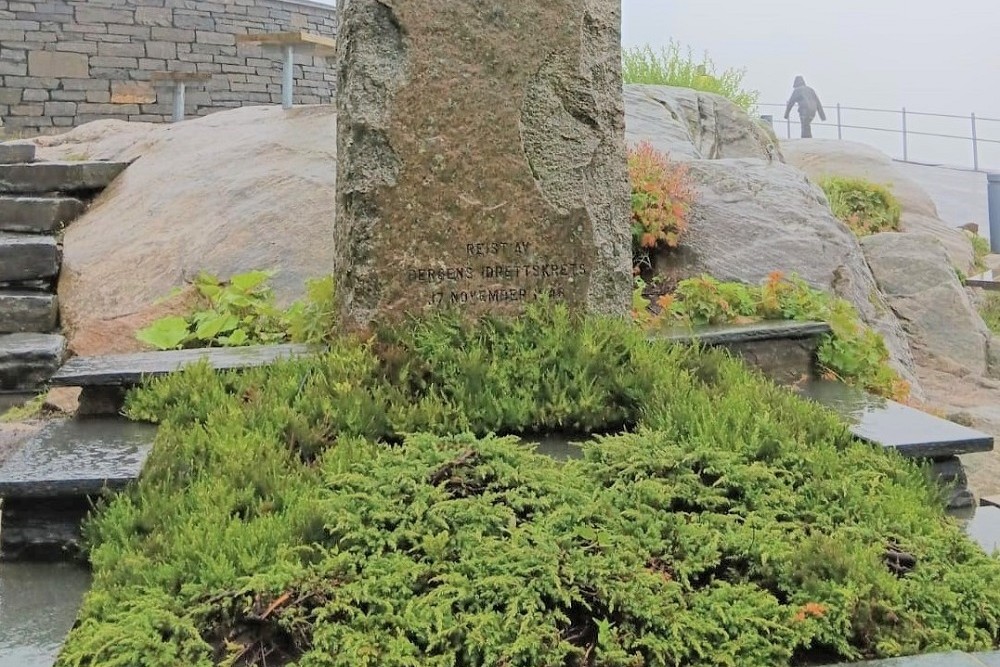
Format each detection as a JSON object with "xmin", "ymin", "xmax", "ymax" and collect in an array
[
  {"xmin": 0, "ymin": 233, "xmax": 60, "ymax": 282},
  {"xmin": 0, "ymin": 161, "xmax": 128, "ymax": 195},
  {"xmin": 0, "ymin": 143, "xmax": 36, "ymax": 164},
  {"xmin": 861, "ymin": 232, "xmax": 989, "ymax": 375},
  {"xmin": 624, "ymin": 85, "xmax": 779, "ymax": 162},
  {"xmin": 645, "ymin": 158, "xmax": 919, "ymax": 389},
  {"xmin": 51, "ymin": 343, "xmax": 317, "ymax": 387},
  {"xmin": 798, "ymin": 379, "xmax": 994, "ymax": 458},
  {"xmin": 39, "ymin": 108, "xmax": 336, "ymax": 356},
  {"xmin": 0, "ymin": 195, "xmax": 85, "ymax": 233},
  {"xmin": 783, "ymin": 139, "xmax": 975, "ymax": 272},
  {"xmin": 0, "ymin": 290, "xmax": 58, "ymax": 333},
  {"xmin": 0, "ymin": 333, "xmax": 66, "ymax": 391},
  {"xmin": 334, "ymin": 0, "xmax": 632, "ymax": 326},
  {"xmin": 27, "ymin": 51, "xmax": 89, "ymax": 79}
]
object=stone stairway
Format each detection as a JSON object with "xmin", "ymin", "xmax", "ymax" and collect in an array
[{"xmin": 0, "ymin": 143, "xmax": 128, "ymax": 404}]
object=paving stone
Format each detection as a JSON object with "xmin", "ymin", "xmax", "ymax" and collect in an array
[
  {"xmin": 0, "ymin": 232, "xmax": 60, "ymax": 282},
  {"xmin": 828, "ymin": 652, "xmax": 989, "ymax": 666},
  {"xmin": 797, "ymin": 379, "xmax": 994, "ymax": 458},
  {"xmin": 0, "ymin": 143, "xmax": 35, "ymax": 164},
  {"xmin": 51, "ymin": 343, "xmax": 318, "ymax": 387},
  {"xmin": 972, "ymin": 651, "xmax": 1000, "ymax": 667},
  {"xmin": 0, "ymin": 290, "xmax": 58, "ymax": 333},
  {"xmin": 0, "ymin": 160, "xmax": 128, "ymax": 194},
  {"xmin": 659, "ymin": 320, "xmax": 832, "ymax": 346},
  {"xmin": 0, "ymin": 195, "xmax": 85, "ymax": 233},
  {"xmin": 0, "ymin": 332, "xmax": 65, "ymax": 391},
  {"xmin": 0, "ymin": 417, "xmax": 155, "ymax": 498}
]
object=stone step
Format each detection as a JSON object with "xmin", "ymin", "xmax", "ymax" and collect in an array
[
  {"xmin": 796, "ymin": 379, "xmax": 994, "ymax": 458},
  {"xmin": 50, "ymin": 343, "xmax": 318, "ymax": 387},
  {"xmin": 830, "ymin": 651, "xmax": 1000, "ymax": 666},
  {"xmin": 0, "ymin": 290, "xmax": 58, "ymax": 333},
  {"xmin": 657, "ymin": 320, "xmax": 832, "ymax": 386},
  {"xmin": 0, "ymin": 417, "xmax": 155, "ymax": 560},
  {"xmin": 0, "ymin": 232, "xmax": 60, "ymax": 282},
  {"xmin": 0, "ymin": 333, "xmax": 66, "ymax": 392},
  {"xmin": 0, "ymin": 195, "xmax": 86, "ymax": 233},
  {"xmin": 0, "ymin": 160, "xmax": 128, "ymax": 195},
  {"xmin": 0, "ymin": 143, "xmax": 36, "ymax": 164}
]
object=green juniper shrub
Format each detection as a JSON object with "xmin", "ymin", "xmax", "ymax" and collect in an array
[
  {"xmin": 58, "ymin": 302, "xmax": 1000, "ymax": 667},
  {"xmin": 818, "ymin": 177, "xmax": 902, "ymax": 237}
]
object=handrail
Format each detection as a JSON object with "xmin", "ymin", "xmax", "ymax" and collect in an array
[{"xmin": 758, "ymin": 102, "xmax": 1000, "ymax": 171}]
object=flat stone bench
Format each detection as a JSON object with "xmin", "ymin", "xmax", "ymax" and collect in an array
[
  {"xmin": 967, "ymin": 269, "xmax": 1000, "ymax": 290},
  {"xmin": 0, "ymin": 161, "xmax": 129, "ymax": 195},
  {"xmin": 50, "ymin": 343, "xmax": 318, "ymax": 414},
  {"xmin": 656, "ymin": 320, "xmax": 832, "ymax": 385},
  {"xmin": 798, "ymin": 379, "xmax": 993, "ymax": 510},
  {"xmin": 0, "ymin": 417, "xmax": 156, "ymax": 560},
  {"xmin": 236, "ymin": 31, "xmax": 336, "ymax": 109},
  {"xmin": 150, "ymin": 71, "xmax": 213, "ymax": 122}
]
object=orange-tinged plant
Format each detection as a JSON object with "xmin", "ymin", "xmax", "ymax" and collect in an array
[
  {"xmin": 793, "ymin": 602, "xmax": 829, "ymax": 623},
  {"xmin": 628, "ymin": 141, "xmax": 696, "ymax": 255}
]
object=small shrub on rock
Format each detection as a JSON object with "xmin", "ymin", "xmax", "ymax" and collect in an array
[
  {"xmin": 623, "ymin": 41, "xmax": 760, "ymax": 112},
  {"xmin": 628, "ymin": 141, "xmax": 696, "ymax": 263},
  {"xmin": 818, "ymin": 176, "xmax": 902, "ymax": 237}
]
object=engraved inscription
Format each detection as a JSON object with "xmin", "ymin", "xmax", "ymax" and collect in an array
[{"xmin": 411, "ymin": 238, "xmax": 586, "ymax": 307}]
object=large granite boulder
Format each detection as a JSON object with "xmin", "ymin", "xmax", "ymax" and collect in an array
[
  {"xmin": 782, "ymin": 139, "xmax": 975, "ymax": 272},
  {"xmin": 624, "ymin": 84, "xmax": 779, "ymax": 162},
  {"xmin": 861, "ymin": 232, "xmax": 989, "ymax": 375},
  {"xmin": 44, "ymin": 105, "xmax": 336, "ymax": 356},
  {"xmin": 649, "ymin": 157, "xmax": 918, "ymax": 385}
]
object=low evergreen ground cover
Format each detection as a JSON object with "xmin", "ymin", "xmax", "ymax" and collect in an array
[{"xmin": 58, "ymin": 305, "xmax": 1000, "ymax": 667}]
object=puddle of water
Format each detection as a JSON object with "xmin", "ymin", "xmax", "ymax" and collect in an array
[
  {"xmin": 0, "ymin": 562, "xmax": 90, "ymax": 667},
  {"xmin": 963, "ymin": 505, "xmax": 1000, "ymax": 555}
]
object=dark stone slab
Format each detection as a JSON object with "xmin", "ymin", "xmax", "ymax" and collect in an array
[
  {"xmin": 0, "ymin": 290, "xmax": 58, "ymax": 333},
  {"xmin": 0, "ymin": 161, "xmax": 128, "ymax": 195},
  {"xmin": 334, "ymin": 0, "xmax": 632, "ymax": 326},
  {"xmin": 797, "ymin": 379, "xmax": 994, "ymax": 458},
  {"xmin": 965, "ymin": 505, "xmax": 1000, "ymax": 556},
  {"xmin": 967, "ymin": 270, "xmax": 1000, "ymax": 291},
  {"xmin": 658, "ymin": 320, "xmax": 831, "ymax": 385},
  {"xmin": 0, "ymin": 195, "xmax": 85, "ymax": 233},
  {"xmin": 0, "ymin": 417, "xmax": 155, "ymax": 498},
  {"xmin": 0, "ymin": 143, "xmax": 35, "ymax": 164},
  {"xmin": 0, "ymin": 333, "xmax": 65, "ymax": 391},
  {"xmin": 0, "ymin": 232, "xmax": 60, "ymax": 282},
  {"xmin": 0, "ymin": 563, "xmax": 90, "ymax": 662},
  {"xmin": 658, "ymin": 320, "xmax": 831, "ymax": 346},
  {"xmin": 51, "ymin": 343, "xmax": 318, "ymax": 387},
  {"xmin": 827, "ymin": 652, "xmax": 990, "ymax": 667},
  {"xmin": 0, "ymin": 497, "xmax": 90, "ymax": 561}
]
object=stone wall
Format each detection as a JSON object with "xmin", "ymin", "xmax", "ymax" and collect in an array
[{"xmin": 0, "ymin": 0, "xmax": 337, "ymax": 133}]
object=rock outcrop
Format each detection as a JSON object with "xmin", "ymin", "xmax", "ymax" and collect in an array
[
  {"xmin": 782, "ymin": 139, "xmax": 975, "ymax": 272},
  {"xmin": 652, "ymin": 158, "xmax": 918, "ymax": 385},
  {"xmin": 36, "ymin": 105, "xmax": 336, "ymax": 356},
  {"xmin": 861, "ymin": 232, "xmax": 989, "ymax": 375},
  {"xmin": 624, "ymin": 84, "xmax": 779, "ymax": 162}
]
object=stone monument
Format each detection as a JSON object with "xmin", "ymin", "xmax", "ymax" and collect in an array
[{"xmin": 334, "ymin": 0, "xmax": 632, "ymax": 326}]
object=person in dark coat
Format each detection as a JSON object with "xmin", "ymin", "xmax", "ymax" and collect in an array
[{"xmin": 784, "ymin": 75, "xmax": 826, "ymax": 138}]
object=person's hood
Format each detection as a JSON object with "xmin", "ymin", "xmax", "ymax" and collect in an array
[{"xmin": 793, "ymin": 76, "xmax": 806, "ymax": 88}]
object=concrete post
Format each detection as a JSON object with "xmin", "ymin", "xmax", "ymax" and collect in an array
[
  {"xmin": 282, "ymin": 44, "xmax": 294, "ymax": 110},
  {"xmin": 172, "ymin": 82, "xmax": 186, "ymax": 123}
]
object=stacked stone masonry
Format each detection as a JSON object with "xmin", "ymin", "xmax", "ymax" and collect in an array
[{"xmin": 0, "ymin": 0, "xmax": 338, "ymax": 133}]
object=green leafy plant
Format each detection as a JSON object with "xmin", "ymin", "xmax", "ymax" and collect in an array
[
  {"xmin": 59, "ymin": 304, "xmax": 1000, "ymax": 667},
  {"xmin": 628, "ymin": 141, "xmax": 696, "ymax": 264},
  {"xmin": 137, "ymin": 272, "xmax": 338, "ymax": 350},
  {"xmin": 969, "ymin": 232, "xmax": 990, "ymax": 273},
  {"xmin": 0, "ymin": 394, "xmax": 46, "ymax": 423},
  {"xmin": 818, "ymin": 176, "xmax": 902, "ymax": 237},
  {"xmin": 638, "ymin": 272, "xmax": 909, "ymax": 400},
  {"xmin": 622, "ymin": 41, "xmax": 760, "ymax": 112}
]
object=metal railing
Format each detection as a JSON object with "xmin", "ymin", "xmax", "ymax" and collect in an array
[{"xmin": 759, "ymin": 103, "xmax": 1000, "ymax": 172}]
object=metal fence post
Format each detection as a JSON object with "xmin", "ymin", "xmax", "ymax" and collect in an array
[
  {"xmin": 901, "ymin": 107, "xmax": 908, "ymax": 162},
  {"xmin": 972, "ymin": 113, "xmax": 980, "ymax": 171},
  {"xmin": 836, "ymin": 103, "xmax": 842, "ymax": 140},
  {"xmin": 786, "ymin": 116, "xmax": 791, "ymax": 139}
]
